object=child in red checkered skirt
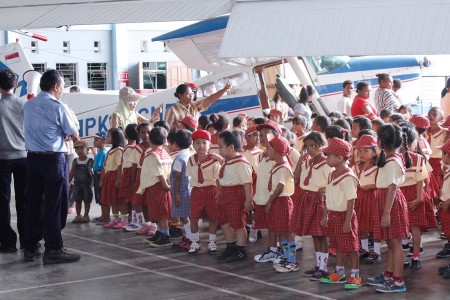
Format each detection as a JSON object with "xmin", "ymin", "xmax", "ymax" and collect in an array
[
  {"xmin": 321, "ymin": 138, "xmax": 361, "ymax": 289},
  {"xmin": 367, "ymin": 124, "xmax": 410, "ymax": 293},
  {"xmin": 265, "ymin": 135, "xmax": 297, "ymax": 273},
  {"xmin": 216, "ymin": 130, "xmax": 254, "ymax": 262},
  {"xmin": 400, "ymin": 124, "xmax": 438, "ymax": 269}
]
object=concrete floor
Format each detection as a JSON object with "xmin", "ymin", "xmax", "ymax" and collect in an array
[{"xmin": 1, "ymin": 203, "xmax": 450, "ymax": 300}]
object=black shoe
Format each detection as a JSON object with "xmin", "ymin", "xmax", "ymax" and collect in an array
[
  {"xmin": 0, "ymin": 245, "xmax": 17, "ymax": 253},
  {"xmin": 363, "ymin": 252, "xmax": 381, "ymax": 264},
  {"xmin": 359, "ymin": 249, "xmax": 370, "ymax": 259},
  {"xmin": 218, "ymin": 245, "xmax": 236, "ymax": 261},
  {"xmin": 43, "ymin": 247, "xmax": 80, "ymax": 265},
  {"xmin": 257, "ymin": 230, "xmax": 263, "ymax": 239},
  {"xmin": 403, "ymin": 260, "xmax": 410, "ymax": 268},
  {"xmin": 149, "ymin": 233, "xmax": 172, "ymax": 248},
  {"xmin": 436, "ymin": 243, "xmax": 450, "ymax": 258},
  {"xmin": 411, "ymin": 259, "xmax": 421, "ymax": 270},
  {"xmin": 24, "ymin": 243, "xmax": 44, "ymax": 262},
  {"xmin": 169, "ymin": 227, "xmax": 183, "ymax": 239},
  {"xmin": 226, "ymin": 247, "xmax": 248, "ymax": 262},
  {"xmin": 402, "ymin": 243, "xmax": 411, "ymax": 250},
  {"xmin": 439, "ymin": 264, "xmax": 450, "ymax": 276},
  {"xmin": 145, "ymin": 230, "xmax": 162, "ymax": 244},
  {"xmin": 408, "ymin": 247, "xmax": 424, "ymax": 256}
]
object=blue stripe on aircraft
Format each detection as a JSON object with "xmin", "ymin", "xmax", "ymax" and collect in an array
[
  {"xmin": 324, "ymin": 56, "xmax": 420, "ymax": 75},
  {"xmin": 0, "ymin": 61, "xmax": 28, "ymax": 97},
  {"xmin": 152, "ymin": 16, "xmax": 229, "ymax": 42},
  {"xmin": 315, "ymin": 73, "xmax": 420, "ymax": 96}
]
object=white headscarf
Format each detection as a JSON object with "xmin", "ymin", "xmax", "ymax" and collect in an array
[{"xmin": 112, "ymin": 87, "xmax": 144, "ymax": 129}]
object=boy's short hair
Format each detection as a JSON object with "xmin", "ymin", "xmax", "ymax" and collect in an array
[
  {"xmin": 233, "ymin": 116, "xmax": 245, "ymax": 128},
  {"xmin": 153, "ymin": 120, "xmax": 170, "ymax": 132},
  {"xmin": 167, "ymin": 131, "xmax": 177, "ymax": 145},
  {"xmin": 149, "ymin": 127, "xmax": 167, "ymax": 146},
  {"xmin": 253, "ymin": 117, "xmax": 267, "ymax": 125},
  {"xmin": 313, "ymin": 116, "xmax": 331, "ymax": 132},
  {"xmin": 352, "ymin": 116, "xmax": 372, "ymax": 130},
  {"xmin": 380, "ymin": 109, "xmax": 392, "ymax": 119},
  {"xmin": 342, "ymin": 80, "xmax": 353, "ymax": 89},
  {"xmin": 371, "ymin": 118, "xmax": 384, "ymax": 127},
  {"xmin": 174, "ymin": 129, "xmax": 192, "ymax": 150},
  {"xmin": 0, "ymin": 69, "xmax": 17, "ymax": 90}
]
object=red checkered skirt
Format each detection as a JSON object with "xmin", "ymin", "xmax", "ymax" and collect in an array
[
  {"xmin": 400, "ymin": 185, "xmax": 438, "ymax": 230},
  {"xmin": 290, "ymin": 190, "xmax": 325, "ymax": 236},
  {"xmin": 355, "ymin": 188, "xmax": 375, "ymax": 234},
  {"xmin": 373, "ymin": 188, "xmax": 409, "ymax": 240},
  {"xmin": 439, "ymin": 208, "xmax": 450, "ymax": 237},
  {"xmin": 327, "ymin": 211, "xmax": 360, "ymax": 254},
  {"xmin": 100, "ymin": 170, "xmax": 119, "ymax": 205},
  {"xmin": 429, "ymin": 157, "xmax": 443, "ymax": 191},
  {"xmin": 118, "ymin": 167, "xmax": 133, "ymax": 202},
  {"xmin": 130, "ymin": 169, "xmax": 143, "ymax": 206},
  {"xmin": 267, "ymin": 196, "xmax": 293, "ymax": 232},
  {"xmin": 427, "ymin": 173, "xmax": 440, "ymax": 200},
  {"xmin": 253, "ymin": 203, "xmax": 268, "ymax": 229},
  {"xmin": 217, "ymin": 186, "xmax": 248, "ymax": 229},
  {"xmin": 190, "ymin": 186, "xmax": 219, "ymax": 221},
  {"xmin": 145, "ymin": 182, "xmax": 172, "ymax": 221}
]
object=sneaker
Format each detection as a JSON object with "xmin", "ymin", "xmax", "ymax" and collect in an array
[
  {"xmin": 91, "ymin": 217, "xmax": 109, "ymax": 224},
  {"xmin": 275, "ymin": 260, "xmax": 300, "ymax": 273},
  {"xmin": 407, "ymin": 247, "xmax": 424, "ymax": 257},
  {"xmin": 295, "ymin": 239, "xmax": 303, "ymax": 251},
  {"xmin": 43, "ymin": 247, "xmax": 81, "ymax": 265},
  {"xmin": 148, "ymin": 233, "xmax": 172, "ymax": 248},
  {"xmin": 345, "ymin": 275, "xmax": 362, "ymax": 289},
  {"xmin": 169, "ymin": 227, "xmax": 183, "ymax": 239},
  {"xmin": 320, "ymin": 271, "xmax": 346, "ymax": 284},
  {"xmin": 271, "ymin": 248, "xmax": 285, "ymax": 268},
  {"xmin": 218, "ymin": 245, "xmax": 236, "ymax": 261},
  {"xmin": 364, "ymin": 252, "xmax": 382, "ymax": 264},
  {"xmin": 402, "ymin": 243, "xmax": 411, "ymax": 250},
  {"xmin": 80, "ymin": 215, "xmax": 90, "ymax": 223},
  {"xmin": 273, "ymin": 257, "xmax": 289, "ymax": 269},
  {"xmin": 359, "ymin": 249, "xmax": 370, "ymax": 259},
  {"xmin": 124, "ymin": 223, "xmax": 141, "ymax": 232},
  {"xmin": 366, "ymin": 273, "xmax": 387, "ymax": 287},
  {"xmin": 376, "ymin": 279, "xmax": 406, "ymax": 293},
  {"xmin": 254, "ymin": 248, "xmax": 279, "ymax": 263},
  {"xmin": 411, "ymin": 259, "xmax": 422, "ymax": 270},
  {"xmin": 440, "ymin": 232, "xmax": 448, "ymax": 240},
  {"xmin": 207, "ymin": 241, "xmax": 218, "ymax": 255},
  {"xmin": 403, "ymin": 260, "xmax": 410, "ymax": 268},
  {"xmin": 304, "ymin": 266, "xmax": 320, "ymax": 277},
  {"xmin": 112, "ymin": 219, "xmax": 128, "ymax": 229},
  {"xmin": 104, "ymin": 219, "xmax": 119, "ymax": 228},
  {"xmin": 144, "ymin": 230, "xmax": 162, "ymax": 244},
  {"xmin": 72, "ymin": 215, "xmax": 82, "ymax": 223},
  {"xmin": 249, "ymin": 228, "xmax": 258, "ymax": 243},
  {"xmin": 177, "ymin": 236, "xmax": 192, "ymax": 251},
  {"xmin": 311, "ymin": 269, "xmax": 329, "ymax": 281},
  {"xmin": 147, "ymin": 223, "xmax": 158, "ymax": 236},
  {"xmin": 226, "ymin": 247, "xmax": 248, "ymax": 262},
  {"xmin": 24, "ymin": 243, "xmax": 44, "ymax": 262},
  {"xmin": 438, "ymin": 264, "xmax": 450, "ymax": 275},
  {"xmin": 136, "ymin": 223, "xmax": 150, "ymax": 235},
  {"xmin": 188, "ymin": 241, "xmax": 201, "ymax": 254},
  {"xmin": 436, "ymin": 244, "xmax": 450, "ymax": 258}
]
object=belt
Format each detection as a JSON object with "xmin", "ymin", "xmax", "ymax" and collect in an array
[{"xmin": 28, "ymin": 151, "xmax": 61, "ymax": 155}]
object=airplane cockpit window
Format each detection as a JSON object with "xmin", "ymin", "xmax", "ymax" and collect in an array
[
  {"xmin": 199, "ymin": 82, "xmax": 217, "ymax": 97},
  {"xmin": 217, "ymin": 72, "xmax": 252, "ymax": 95},
  {"xmin": 305, "ymin": 56, "xmax": 350, "ymax": 75}
]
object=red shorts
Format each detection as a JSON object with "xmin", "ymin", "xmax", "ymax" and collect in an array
[
  {"xmin": 290, "ymin": 190, "xmax": 325, "ymax": 236},
  {"xmin": 253, "ymin": 203, "xmax": 268, "ymax": 229},
  {"xmin": 130, "ymin": 169, "xmax": 143, "ymax": 206},
  {"xmin": 267, "ymin": 196, "xmax": 293, "ymax": 232},
  {"xmin": 327, "ymin": 211, "xmax": 360, "ymax": 254},
  {"xmin": 355, "ymin": 188, "xmax": 375, "ymax": 234},
  {"xmin": 217, "ymin": 186, "xmax": 248, "ymax": 229},
  {"xmin": 190, "ymin": 186, "xmax": 218, "ymax": 221},
  {"xmin": 100, "ymin": 170, "xmax": 121, "ymax": 205},
  {"xmin": 401, "ymin": 185, "xmax": 437, "ymax": 230},
  {"xmin": 118, "ymin": 167, "xmax": 133, "ymax": 202},
  {"xmin": 145, "ymin": 182, "xmax": 172, "ymax": 221},
  {"xmin": 373, "ymin": 188, "xmax": 409, "ymax": 240}
]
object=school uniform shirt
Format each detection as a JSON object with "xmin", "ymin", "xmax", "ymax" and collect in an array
[
  {"xmin": 218, "ymin": 156, "xmax": 253, "ymax": 187},
  {"xmin": 299, "ymin": 156, "xmax": 334, "ymax": 192},
  {"xmin": 399, "ymin": 152, "xmax": 429, "ymax": 187},
  {"xmin": 137, "ymin": 148, "xmax": 172, "ymax": 194},
  {"xmin": 325, "ymin": 169, "xmax": 358, "ymax": 212},
  {"xmin": 186, "ymin": 154, "xmax": 220, "ymax": 187},
  {"xmin": 418, "ymin": 136, "xmax": 432, "ymax": 160},
  {"xmin": 131, "ymin": 144, "xmax": 147, "ymax": 169},
  {"xmin": 121, "ymin": 145, "xmax": 135, "ymax": 169},
  {"xmin": 269, "ymin": 162, "xmax": 294, "ymax": 197},
  {"xmin": 169, "ymin": 150, "xmax": 180, "ymax": 161},
  {"xmin": 426, "ymin": 128, "xmax": 447, "ymax": 159},
  {"xmin": 254, "ymin": 152, "xmax": 276, "ymax": 205},
  {"xmin": 441, "ymin": 171, "xmax": 450, "ymax": 201},
  {"xmin": 353, "ymin": 162, "xmax": 378, "ymax": 187},
  {"xmin": 293, "ymin": 134, "xmax": 307, "ymax": 152},
  {"xmin": 242, "ymin": 147, "xmax": 263, "ymax": 173},
  {"xmin": 209, "ymin": 134, "xmax": 220, "ymax": 155},
  {"xmin": 375, "ymin": 156, "xmax": 405, "ymax": 188},
  {"xmin": 287, "ymin": 147, "xmax": 300, "ymax": 168},
  {"xmin": 104, "ymin": 147, "xmax": 123, "ymax": 172}
]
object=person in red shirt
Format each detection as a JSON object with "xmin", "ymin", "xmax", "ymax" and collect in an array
[{"xmin": 351, "ymin": 81, "xmax": 378, "ymax": 118}]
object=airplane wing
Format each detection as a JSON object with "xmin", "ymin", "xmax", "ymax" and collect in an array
[{"xmin": 0, "ymin": 0, "xmax": 235, "ymax": 30}]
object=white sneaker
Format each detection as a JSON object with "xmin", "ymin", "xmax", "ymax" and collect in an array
[
  {"xmin": 124, "ymin": 223, "xmax": 141, "ymax": 232},
  {"xmin": 249, "ymin": 228, "xmax": 258, "ymax": 243},
  {"xmin": 207, "ymin": 240, "xmax": 218, "ymax": 254},
  {"xmin": 188, "ymin": 241, "xmax": 201, "ymax": 254},
  {"xmin": 254, "ymin": 248, "xmax": 279, "ymax": 263}
]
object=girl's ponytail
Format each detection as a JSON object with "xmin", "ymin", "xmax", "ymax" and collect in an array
[
  {"xmin": 402, "ymin": 131, "xmax": 412, "ymax": 169},
  {"xmin": 377, "ymin": 130, "xmax": 386, "ymax": 168}
]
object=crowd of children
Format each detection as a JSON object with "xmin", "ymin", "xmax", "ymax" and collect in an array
[{"xmin": 68, "ymin": 100, "xmax": 450, "ymax": 294}]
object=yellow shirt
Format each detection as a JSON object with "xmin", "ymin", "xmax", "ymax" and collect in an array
[
  {"xmin": 137, "ymin": 149, "xmax": 172, "ymax": 194},
  {"xmin": 400, "ymin": 153, "xmax": 429, "ymax": 187},
  {"xmin": 104, "ymin": 147, "xmax": 122, "ymax": 172},
  {"xmin": 254, "ymin": 152, "xmax": 276, "ymax": 205},
  {"xmin": 376, "ymin": 156, "xmax": 405, "ymax": 188},
  {"xmin": 242, "ymin": 148, "xmax": 263, "ymax": 173},
  {"xmin": 325, "ymin": 169, "xmax": 358, "ymax": 212},
  {"xmin": 269, "ymin": 163, "xmax": 294, "ymax": 197},
  {"xmin": 186, "ymin": 154, "xmax": 220, "ymax": 187},
  {"xmin": 218, "ymin": 156, "xmax": 253, "ymax": 187},
  {"xmin": 440, "ymin": 171, "xmax": 450, "ymax": 201},
  {"xmin": 299, "ymin": 156, "xmax": 334, "ymax": 192},
  {"xmin": 121, "ymin": 145, "xmax": 135, "ymax": 169}
]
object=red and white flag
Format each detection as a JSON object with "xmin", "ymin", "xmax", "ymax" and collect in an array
[{"xmin": 4, "ymin": 52, "xmax": 20, "ymax": 64}]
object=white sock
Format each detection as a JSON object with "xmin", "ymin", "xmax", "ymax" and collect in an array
[
  {"xmin": 131, "ymin": 210, "xmax": 137, "ymax": 223},
  {"xmin": 374, "ymin": 242, "xmax": 381, "ymax": 255},
  {"xmin": 315, "ymin": 252, "xmax": 321, "ymax": 268},
  {"xmin": 320, "ymin": 253, "xmax": 329, "ymax": 270},
  {"xmin": 184, "ymin": 223, "xmax": 192, "ymax": 240},
  {"xmin": 209, "ymin": 233, "xmax": 217, "ymax": 242},
  {"xmin": 136, "ymin": 212, "xmax": 144, "ymax": 225},
  {"xmin": 192, "ymin": 231, "xmax": 200, "ymax": 242},
  {"xmin": 361, "ymin": 239, "xmax": 369, "ymax": 252}
]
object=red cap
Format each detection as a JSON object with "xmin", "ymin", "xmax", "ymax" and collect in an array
[
  {"xmin": 178, "ymin": 115, "xmax": 198, "ymax": 130},
  {"xmin": 268, "ymin": 135, "xmax": 290, "ymax": 156},
  {"xmin": 191, "ymin": 129, "xmax": 211, "ymax": 142},
  {"xmin": 410, "ymin": 114, "xmax": 430, "ymax": 129},
  {"xmin": 437, "ymin": 139, "xmax": 450, "ymax": 153},
  {"xmin": 355, "ymin": 134, "xmax": 378, "ymax": 149},
  {"xmin": 269, "ymin": 108, "xmax": 283, "ymax": 117},
  {"xmin": 256, "ymin": 120, "xmax": 282, "ymax": 135},
  {"xmin": 187, "ymin": 83, "xmax": 198, "ymax": 90},
  {"xmin": 245, "ymin": 125, "xmax": 259, "ymax": 136},
  {"xmin": 322, "ymin": 137, "xmax": 353, "ymax": 158},
  {"xmin": 442, "ymin": 115, "xmax": 450, "ymax": 128}
]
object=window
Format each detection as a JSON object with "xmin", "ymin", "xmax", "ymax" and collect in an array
[
  {"xmin": 63, "ymin": 41, "xmax": 70, "ymax": 53},
  {"xmin": 87, "ymin": 63, "xmax": 107, "ymax": 91},
  {"xmin": 217, "ymin": 72, "xmax": 252, "ymax": 95},
  {"xmin": 142, "ymin": 62, "xmax": 167, "ymax": 89},
  {"xmin": 31, "ymin": 41, "xmax": 38, "ymax": 53},
  {"xmin": 56, "ymin": 63, "xmax": 77, "ymax": 86},
  {"xmin": 32, "ymin": 63, "xmax": 46, "ymax": 73},
  {"xmin": 140, "ymin": 40, "xmax": 147, "ymax": 53},
  {"xmin": 94, "ymin": 41, "xmax": 100, "ymax": 53},
  {"xmin": 305, "ymin": 56, "xmax": 350, "ymax": 75}
]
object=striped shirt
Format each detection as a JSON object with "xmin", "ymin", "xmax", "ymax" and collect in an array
[
  {"xmin": 374, "ymin": 88, "xmax": 400, "ymax": 112},
  {"xmin": 164, "ymin": 101, "xmax": 206, "ymax": 131}
]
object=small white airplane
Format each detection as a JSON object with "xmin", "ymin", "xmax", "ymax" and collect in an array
[{"xmin": 1, "ymin": 16, "xmax": 429, "ymax": 137}]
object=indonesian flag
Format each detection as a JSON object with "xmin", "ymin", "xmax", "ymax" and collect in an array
[{"xmin": 4, "ymin": 52, "xmax": 20, "ymax": 64}]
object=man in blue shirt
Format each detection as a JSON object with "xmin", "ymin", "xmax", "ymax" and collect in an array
[{"xmin": 23, "ymin": 69, "xmax": 81, "ymax": 264}]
